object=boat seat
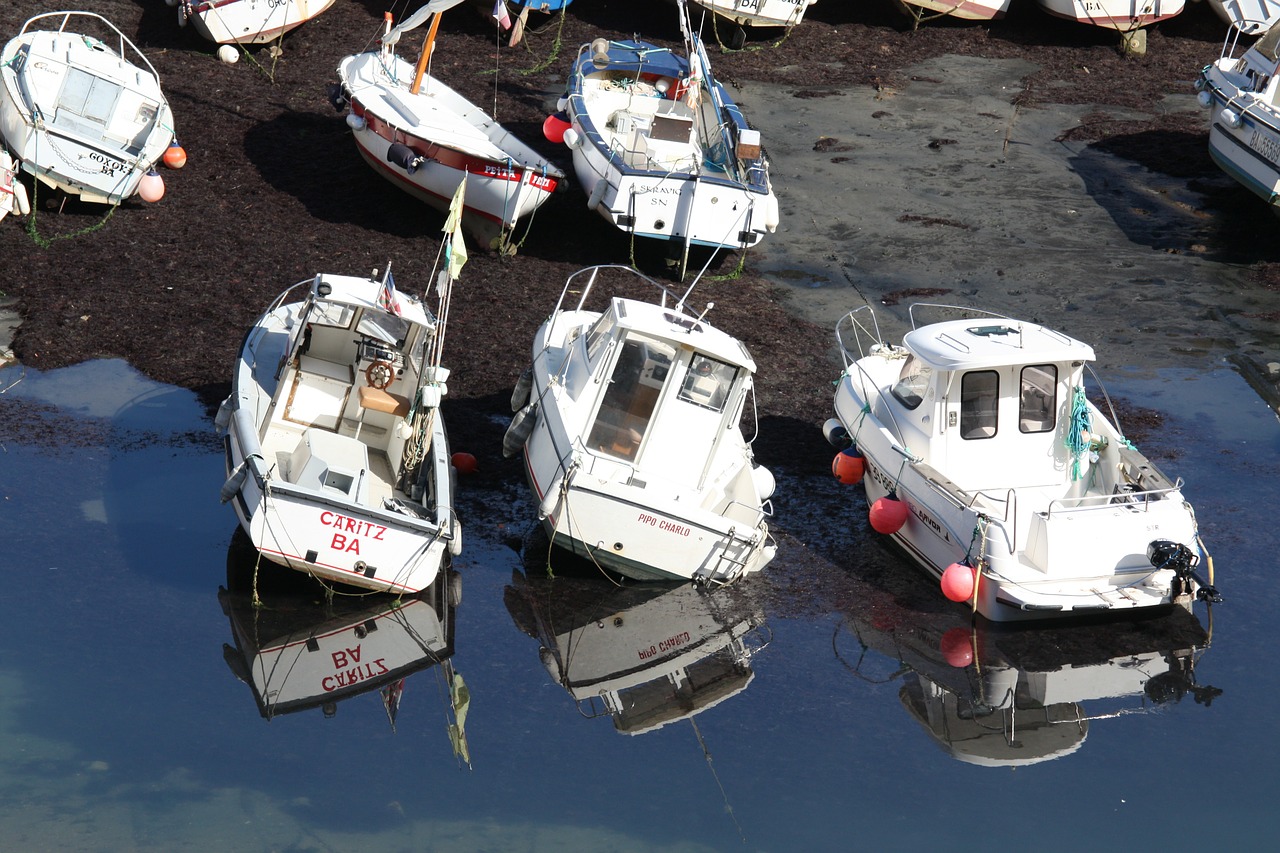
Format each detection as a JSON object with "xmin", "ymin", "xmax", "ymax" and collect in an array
[
  {"xmin": 358, "ymin": 385, "xmax": 411, "ymax": 417},
  {"xmin": 287, "ymin": 428, "xmax": 370, "ymax": 504}
]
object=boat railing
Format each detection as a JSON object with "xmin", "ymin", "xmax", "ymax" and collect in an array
[
  {"xmin": 1045, "ymin": 482, "xmax": 1183, "ymax": 518},
  {"xmin": 22, "ymin": 11, "xmax": 163, "ymax": 82},
  {"xmin": 551, "ymin": 264, "xmax": 685, "ymax": 320},
  {"xmin": 834, "ymin": 306, "xmax": 884, "ymax": 366}
]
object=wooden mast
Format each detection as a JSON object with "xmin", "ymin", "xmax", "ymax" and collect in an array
[{"xmin": 410, "ymin": 12, "xmax": 444, "ymax": 95}]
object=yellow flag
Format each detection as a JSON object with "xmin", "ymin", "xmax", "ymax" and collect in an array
[{"xmin": 444, "ymin": 178, "xmax": 468, "ymax": 280}]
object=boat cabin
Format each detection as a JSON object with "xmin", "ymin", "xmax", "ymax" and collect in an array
[
  {"xmin": 560, "ymin": 297, "xmax": 755, "ymax": 489},
  {"xmin": 885, "ymin": 319, "xmax": 1095, "ymax": 490}
]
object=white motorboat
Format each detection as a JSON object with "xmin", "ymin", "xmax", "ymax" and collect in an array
[
  {"xmin": 333, "ymin": 0, "xmax": 565, "ymax": 253},
  {"xmin": 505, "ymin": 569, "xmax": 769, "ymax": 735},
  {"xmin": 835, "ymin": 599, "xmax": 1218, "ymax": 766},
  {"xmin": 505, "ymin": 264, "xmax": 778, "ymax": 584},
  {"xmin": 173, "ymin": 0, "xmax": 337, "ymax": 45},
  {"xmin": 1208, "ymin": 0, "xmax": 1280, "ymax": 33},
  {"xmin": 826, "ymin": 303, "xmax": 1220, "ymax": 623},
  {"xmin": 220, "ymin": 544, "xmax": 462, "ymax": 724},
  {"xmin": 1196, "ymin": 19, "xmax": 1280, "ymax": 207},
  {"xmin": 685, "ymin": 0, "xmax": 820, "ymax": 30},
  {"xmin": 553, "ymin": 0, "xmax": 779, "ymax": 274},
  {"xmin": 894, "ymin": 0, "xmax": 1013, "ymax": 25},
  {"xmin": 217, "ymin": 262, "xmax": 460, "ymax": 595},
  {"xmin": 0, "ymin": 11, "xmax": 177, "ymax": 205},
  {"xmin": 1033, "ymin": 0, "xmax": 1185, "ymax": 31},
  {"xmin": 1, "ymin": 149, "xmax": 29, "ymax": 221}
]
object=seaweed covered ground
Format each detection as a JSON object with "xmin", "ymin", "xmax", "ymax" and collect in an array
[{"xmin": 0, "ymin": 0, "xmax": 1268, "ymax": 502}]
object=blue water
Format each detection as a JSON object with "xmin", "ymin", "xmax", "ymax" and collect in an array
[{"xmin": 1, "ymin": 358, "xmax": 1276, "ymax": 851}]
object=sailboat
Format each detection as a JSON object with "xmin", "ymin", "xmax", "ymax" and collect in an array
[{"xmin": 333, "ymin": 0, "xmax": 565, "ymax": 253}]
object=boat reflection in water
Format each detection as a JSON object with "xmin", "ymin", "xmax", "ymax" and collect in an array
[
  {"xmin": 836, "ymin": 603, "xmax": 1220, "ymax": 766},
  {"xmin": 504, "ymin": 567, "xmax": 770, "ymax": 735},
  {"xmin": 219, "ymin": 533, "xmax": 469, "ymax": 759}
]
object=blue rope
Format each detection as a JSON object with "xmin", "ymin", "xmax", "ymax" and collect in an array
[{"xmin": 1065, "ymin": 386, "xmax": 1091, "ymax": 481}]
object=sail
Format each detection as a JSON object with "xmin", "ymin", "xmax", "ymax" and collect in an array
[{"xmin": 385, "ymin": 0, "xmax": 468, "ymax": 46}]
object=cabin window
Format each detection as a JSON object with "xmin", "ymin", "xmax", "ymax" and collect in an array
[
  {"xmin": 586, "ymin": 334, "xmax": 674, "ymax": 461},
  {"xmin": 891, "ymin": 355, "xmax": 932, "ymax": 411},
  {"xmin": 1019, "ymin": 365, "xmax": 1057, "ymax": 434},
  {"xmin": 960, "ymin": 371, "xmax": 999, "ymax": 440},
  {"xmin": 307, "ymin": 301, "xmax": 354, "ymax": 329},
  {"xmin": 358, "ymin": 309, "xmax": 410, "ymax": 347},
  {"xmin": 678, "ymin": 354, "xmax": 736, "ymax": 412}
]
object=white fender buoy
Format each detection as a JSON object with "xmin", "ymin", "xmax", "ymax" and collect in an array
[
  {"xmin": 448, "ymin": 517, "xmax": 463, "ymax": 556},
  {"xmin": 502, "ymin": 402, "xmax": 537, "ymax": 458},
  {"xmin": 217, "ymin": 44, "xmax": 238, "ymax": 64},
  {"xmin": 214, "ymin": 397, "xmax": 234, "ymax": 433},
  {"xmin": 346, "ymin": 112, "xmax": 365, "ymax": 131},
  {"xmin": 13, "ymin": 180, "xmax": 29, "ymax": 216},
  {"xmin": 752, "ymin": 465, "xmax": 776, "ymax": 502},
  {"xmin": 221, "ymin": 460, "xmax": 250, "ymax": 503},
  {"xmin": 587, "ymin": 178, "xmax": 608, "ymax": 211},
  {"xmin": 538, "ymin": 472, "xmax": 566, "ymax": 520},
  {"xmin": 822, "ymin": 417, "xmax": 852, "ymax": 450},
  {"xmin": 510, "ymin": 365, "xmax": 533, "ymax": 411},
  {"xmin": 562, "ymin": 127, "xmax": 580, "ymax": 149}
]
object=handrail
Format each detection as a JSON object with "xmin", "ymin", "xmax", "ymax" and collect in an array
[
  {"xmin": 1046, "ymin": 482, "xmax": 1182, "ymax": 517},
  {"xmin": 21, "ymin": 12, "xmax": 163, "ymax": 83}
]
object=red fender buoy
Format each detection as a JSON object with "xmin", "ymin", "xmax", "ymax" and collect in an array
[
  {"xmin": 542, "ymin": 112, "xmax": 571, "ymax": 144},
  {"xmin": 451, "ymin": 452, "xmax": 477, "ymax": 474},
  {"xmin": 941, "ymin": 562, "xmax": 977, "ymax": 602},
  {"xmin": 869, "ymin": 493, "xmax": 908, "ymax": 534},
  {"xmin": 939, "ymin": 627, "xmax": 974, "ymax": 667},
  {"xmin": 831, "ymin": 449, "xmax": 864, "ymax": 485}
]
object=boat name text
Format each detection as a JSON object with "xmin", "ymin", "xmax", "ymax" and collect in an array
[
  {"xmin": 322, "ymin": 645, "xmax": 390, "ymax": 691},
  {"xmin": 88, "ymin": 151, "xmax": 125, "ymax": 176},
  {"xmin": 638, "ymin": 631, "xmax": 691, "ymax": 661},
  {"xmin": 637, "ymin": 511, "xmax": 691, "ymax": 537},
  {"xmin": 319, "ymin": 511, "xmax": 387, "ymax": 555}
]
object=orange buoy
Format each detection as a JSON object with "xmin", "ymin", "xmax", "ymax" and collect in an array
[
  {"xmin": 939, "ymin": 627, "xmax": 974, "ymax": 668},
  {"xmin": 831, "ymin": 449, "xmax": 864, "ymax": 485},
  {"xmin": 869, "ymin": 493, "xmax": 908, "ymax": 534},
  {"xmin": 162, "ymin": 140, "xmax": 187, "ymax": 169},
  {"xmin": 941, "ymin": 562, "xmax": 976, "ymax": 602},
  {"xmin": 451, "ymin": 452, "xmax": 477, "ymax": 474},
  {"xmin": 542, "ymin": 112, "xmax": 571, "ymax": 144},
  {"xmin": 137, "ymin": 169, "xmax": 165, "ymax": 202}
]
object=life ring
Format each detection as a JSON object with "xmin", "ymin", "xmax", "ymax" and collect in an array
[{"xmin": 365, "ymin": 360, "xmax": 394, "ymax": 389}]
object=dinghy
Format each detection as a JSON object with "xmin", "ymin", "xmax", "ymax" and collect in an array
[
  {"xmin": 333, "ymin": 0, "xmax": 564, "ymax": 252},
  {"xmin": 552, "ymin": 0, "xmax": 779, "ymax": 274},
  {"xmin": 217, "ymin": 260, "xmax": 460, "ymax": 595},
  {"xmin": 505, "ymin": 569, "xmax": 769, "ymax": 735},
  {"xmin": 504, "ymin": 264, "xmax": 778, "ymax": 584},
  {"xmin": 1196, "ymin": 18, "xmax": 1280, "ymax": 207},
  {"xmin": 1, "ymin": 149, "xmax": 29, "ymax": 221},
  {"xmin": 0, "ymin": 11, "xmax": 177, "ymax": 205},
  {"xmin": 826, "ymin": 303, "xmax": 1220, "ymax": 623},
  {"xmin": 173, "ymin": 0, "xmax": 337, "ymax": 45}
]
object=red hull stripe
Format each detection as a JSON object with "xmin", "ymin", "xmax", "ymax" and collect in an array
[{"xmin": 352, "ymin": 99, "xmax": 561, "ymax": 192}]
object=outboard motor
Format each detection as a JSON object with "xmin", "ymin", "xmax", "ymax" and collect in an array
[
  {"xmin": 387, "ymin": 142, "xmax": 424, "ymax": 174},
  {"xmin": 326, "ymin": 82, "xmax": 347, "ymax": 113},
  {"xmin": 1147, "ymin": 540, "xmax": 1222, "ymax": 603}
]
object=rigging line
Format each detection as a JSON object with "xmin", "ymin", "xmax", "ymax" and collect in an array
[{"xmin": 689, "ymin": 717, "xmax": 748, "ymax": 846}]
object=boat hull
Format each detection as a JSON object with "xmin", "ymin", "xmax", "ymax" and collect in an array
[
  {"xmin": 181, "ymin": 0, "xmax": 337, "ymax": 45},
  {"xmin": 831, "ymin": 339, "xmax": 1201, "ymax": 623},
  {"xmin": 899, "ymin": 1, "xmax": 1013, "ymax": 22},
  {"xmin": 1034, "ymin": 0, "xmax": 1185, "ymax": 29},
  {"xmin": 219, "ymin": 274, "xmax": 459, "ymax": 595},
  {"xmin": 0, "ymin": 13, "xmax": 175, "ymax": 205},
  {"xmin": 337, "ymin": 50, "xmax": 563, "ymax": 250},
  {"xmin": 688, "ymin": 0, "xmax": 820, "ymax": 28},
  {"xmin": 561, "ymin": 37, "xmax": 779, "ymax": 253}
]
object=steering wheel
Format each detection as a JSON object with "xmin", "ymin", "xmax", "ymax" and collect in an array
[{"xmin": 365, "ymin": 360, "xmax": 394, "ymax": 390}]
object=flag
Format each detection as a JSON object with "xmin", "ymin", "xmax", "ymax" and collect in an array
[
  {"xmin": 378, "ymin": 265, "xmax": 402, "ymax": 316},
  {"xmin": 443, "ymin": 179, "xmax": 468, "ymax": 280},
  {"xmin": 380, "ymin": 678, "xmax": 404, "ymax": 731},
  {"xmin": 492, "ymin": 0, "xmax": 512, "ymax": 30}
]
